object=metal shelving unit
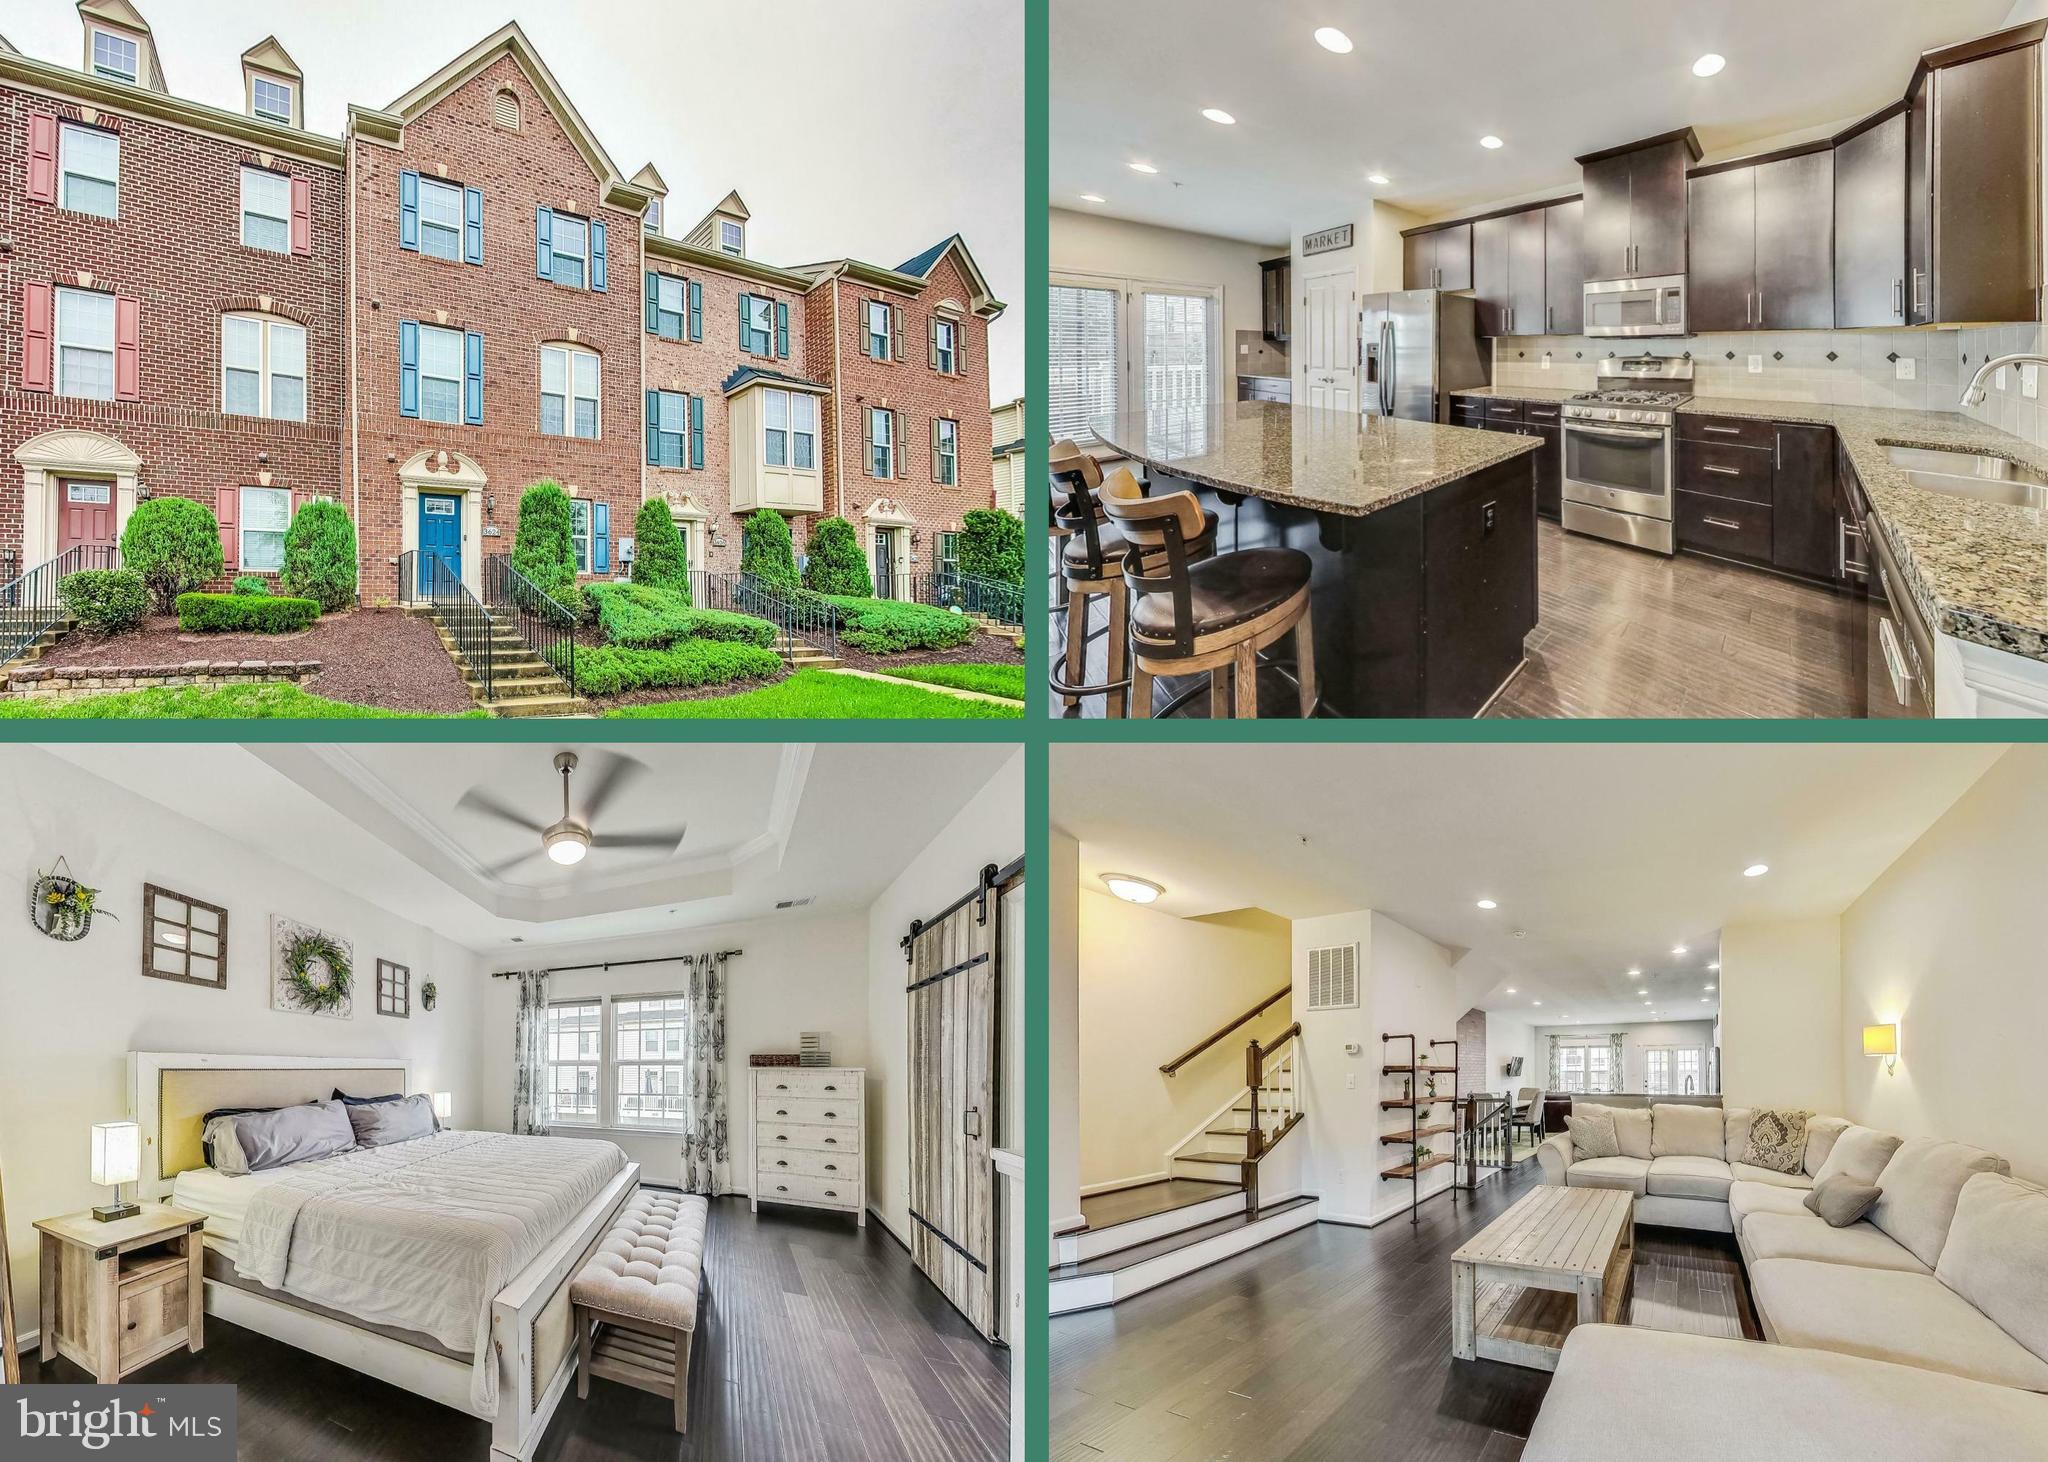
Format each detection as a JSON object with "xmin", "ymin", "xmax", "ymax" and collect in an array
[{"xmin": 1380, "ymin": 1033, "xmax": 1461, "ymax": 1225}]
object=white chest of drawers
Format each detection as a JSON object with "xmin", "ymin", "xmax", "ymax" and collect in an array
[{"xmin": 750, "ymin": 1066, "xmax": 866, "ymax": 1226}]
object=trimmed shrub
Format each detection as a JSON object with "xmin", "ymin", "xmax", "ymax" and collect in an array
[
  {"xmin": 823, "ymin": 595, "xmax": 976, "ymax": 653},
  {"xmin": 589, "ymin": 582, "xmax": 776, "ymax": 649},
  {"xmin": 629, "ymin": 497, "xmax": 690, "ymax": 595},
  {"xmin": 802, "ymin": 516, "xmax": 873, "ymax": 597},
  {"xmin": 175, "ymin": 592, "xmax": 320, "ymax": 634},
  {"xmin": 959, "ymin": 508, "xmax": 1025, "ymax": 584},
  {"xmin": 58, "ymin": 568, "xmax": 148, "ymax": 633},
  {"xmin": 740, "ymin": 509, "xmax": 798, "ymax": 588},
  {"xmin": 121, "ymin": 497, "xmax": 223, "ymax": 613},
  {"xmin": 279, "ymin": 500, "xmax": 357, "ymax": 611},
  {"xmin": 547, "ymin": 639, "xmax": 782, "ymax": 697},
  {"xmin": 232, "ymin": 575, "xmax": 271, "ymax": 596},
  {"xmin": 512, "ymin": 481, "xmax": 579, "ymax": 601}
]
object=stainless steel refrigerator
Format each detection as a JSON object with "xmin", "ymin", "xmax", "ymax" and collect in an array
[{"xmin": 1361, "ymin": 290, "xmax": 1489, "ymax": 423}]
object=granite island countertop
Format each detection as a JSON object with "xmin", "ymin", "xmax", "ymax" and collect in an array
[
  {"xmin": 1089, "ymin": 401, "xmax": 1538, "ymax": 518},
  {"xmin": 1450, "ymin": 385, "xmax": 1580, "ymax": 404},
  {"xmin": 1681, "ymin": 397, "xmax": 2048, "ymax": 663}
]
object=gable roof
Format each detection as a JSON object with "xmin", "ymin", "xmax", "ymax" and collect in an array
[
  {"xmin": 241, "ymin": 35, "xmax": 302, "ymax": 80},
  {"xmin": 78, "ymin": 0, "xmax": 166, "ymax": 91},
  {"xmin": 631, "ymin": 162, "xmax": 668, "ymax": 196},
  {"xmin": 0, "ymin": 32, "xmax": 15, "ymax": 54},
  {"xmin": 894, "ymin": 233, "xmax": 1004, "ymax": 316}
]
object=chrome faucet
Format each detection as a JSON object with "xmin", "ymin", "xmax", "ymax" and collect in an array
[{"xmin": 1960, "ymin": 353, "xmax": 2048, "ymax": 408}]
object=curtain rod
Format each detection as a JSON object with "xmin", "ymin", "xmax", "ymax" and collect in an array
[{"xmin": 491, "ymin": 950, "xmax": 741, "ymax": 979}]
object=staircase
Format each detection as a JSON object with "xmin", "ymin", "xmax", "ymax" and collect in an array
[
  {"xmin": 419, "ymin": 608, "xmax": 586, "ymax": 717},
  {"xmin": 772, "ymin": 631, "xmax": 841, "ymax": 668},
  {"xmin": 1, "ymin": 608, "xmax": 74, "ymax": 667},
  {"xmin": 964, "ymin": 612, "xmax": 1023, "ymax": 646}
]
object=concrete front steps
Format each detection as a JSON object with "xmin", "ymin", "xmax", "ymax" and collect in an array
[
  {"xmin": 771, "ymin": 633, "xmax": 840, "ymax": 668},
  {"xmin": 0, "ymin": 611, "xmax": 75, "ymax": 667},
  {"xmin": 1049, "ymin": 1189, "xmax": 1320, "ymax": 1314},
  {"xmin": 418, "ymin": 609, "xmax": 587, "ymax": 717},
  {"xmin": 965, "ymin": 613, "xmax": 1022, "ymax": 645}
]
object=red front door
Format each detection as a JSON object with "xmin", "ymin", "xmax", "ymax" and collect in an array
[{"xmin": 57, "ymin": 479, "xmax": 116, "ymax": 562}]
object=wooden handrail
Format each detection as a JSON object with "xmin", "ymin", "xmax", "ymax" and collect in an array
[{"xmin": 1159, "ymin": 986, "xmax": 1291, "ymax": 1075}]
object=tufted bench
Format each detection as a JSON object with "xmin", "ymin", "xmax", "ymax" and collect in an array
[{"xmin": 571, "ymin": 1190, "xmax": 709, "ymax": 1432}]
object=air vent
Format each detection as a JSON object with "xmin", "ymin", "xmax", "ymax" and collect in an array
[
  {"xmin": 1305, "ymin": 942, "xmax": 1359, "ymax": 1011},
  {"xmin": 775, "ymin": 897, "xmax": 814, "ymax": 910},
  {"xmin": 492, "ymin": 88, "xmax": 521, "ymax": 130}
]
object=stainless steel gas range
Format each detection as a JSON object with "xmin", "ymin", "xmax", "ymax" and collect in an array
[{"xmin": 1559, "ymin": 355, "xmax": 1695, "ymax": 556}]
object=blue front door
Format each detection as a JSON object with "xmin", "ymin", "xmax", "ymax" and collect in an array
[{"xmin": 418, "ymin": 493, "xmax": 461, "ymax": 592}]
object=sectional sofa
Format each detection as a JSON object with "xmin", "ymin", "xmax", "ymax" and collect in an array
[{"xmin": 1522, "ymin": 1104, "xmax": 2048, "ymax": 1460}]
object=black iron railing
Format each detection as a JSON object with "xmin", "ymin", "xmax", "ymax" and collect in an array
[
  {"xmin": 73, "ymin": 544, "xmax": 122, "ymax": 572},
  {"xmin": 399, "ymin": 548, "xmax": 494, "ymax": 699},
  {"xmin": 1, "ymin": 545, "xmax": 85, "ymax": 667},
  {"xmin": 485, "ymin": 554, "xmax": 575, "ymax": 693},
  {"xmin": 686, "ymin": 570, "xmax": 838, "ymax": 666},
  {"xmin": 912, "ymin": 570, "xmax": 1023, "ymax": 627}
]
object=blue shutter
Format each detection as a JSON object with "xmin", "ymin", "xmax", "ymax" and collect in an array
[
  {"xmin": 398, "ymin": 320, "xmax": 420, "ymax": 418},
  {"xmin": 645, "ymin": 272, "xmax": 658, "ymax": 333},
  {"xmin": 592, "ymin": 501, "xmax": 610, "ymax": 573},
  {"xmin": 535, "ymin": 206, "xmax": 553, "ymax": 280},
  {"xmin": 775, "ymin": 300, "xmax": 790, "ymax": 359},
  {"xmin": 646, "ymin": 389, "xmax": 659, "ymax": 464},
  {"xmin": 463, "ymin": 186, "xmax": 483, "ymax": 265},
  {"xmin": 689, "ymin": 394, "xmax": 704, "ymax": 469},
  {"xmin": 399, "ymin": 170, "xmax": 420, "ymax": 251},
  {"xmin": 591, "ymin": 220, "xmax": 607, "ymax": 292},
  {"xmin": 463, "ymin": 331, "xmax": 484, "ymax": 425},
  {"xmin": 738, "ymin": 293, "xmax": 749, "ymax": 350},
  {"xmin": 688, "ymin": 280, "xmax": 702, "ymax": 341}
]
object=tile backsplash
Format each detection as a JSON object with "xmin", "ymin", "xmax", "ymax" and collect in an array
[
  {"xmin": 1234, "ymin": 328, "xmax": 1289, "ymax": 378},
  {"xmin": 1491, "ymin": 323, "xmax": 2048, "ymax": 448}
]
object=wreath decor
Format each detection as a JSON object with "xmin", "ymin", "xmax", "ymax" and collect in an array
[
  {"xmin": 282, "ymin": 931, "xmax": 352, "ymax": 1013},
  {"xmin": 28, "ymin": 857, "xmax": 115, "ymax": 942}
]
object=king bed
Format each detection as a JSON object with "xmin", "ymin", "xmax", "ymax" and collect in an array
[{"xmin": 131, "ymin": 1052, "xmax": 642, "ymax": 1461}]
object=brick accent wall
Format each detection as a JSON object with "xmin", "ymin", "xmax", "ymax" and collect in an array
[{"xmin": 1456, "ymin": 1007, "xmax": 1490, "ymax": 1096}]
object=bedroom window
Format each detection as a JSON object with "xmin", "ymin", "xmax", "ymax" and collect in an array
[
  {"xmin": 544, "ymin": 999, "xmax": 602, "ymax": 1125},
  {"xmin": 613, "ymin": 995, "xmax": 690, "ymax": 1129}
]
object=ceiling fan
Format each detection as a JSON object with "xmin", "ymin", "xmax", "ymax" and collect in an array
[{"xmin": 456, "ymin": 751, "xmax": 685, "ymax": 875}]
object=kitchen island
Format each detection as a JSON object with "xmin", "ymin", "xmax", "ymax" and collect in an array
[{"xmin": 1090, "ymin": 401, "xmax": 1541, "ymax": 716}]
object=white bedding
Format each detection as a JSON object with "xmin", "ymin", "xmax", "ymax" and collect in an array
[
  {"xmin": 170, "ymin": 1165, "xmax": 294, "ymax": 1252},
  {"xmin": 228, "ymin": 1129, "xmax": 627, "ymax": 1412}
]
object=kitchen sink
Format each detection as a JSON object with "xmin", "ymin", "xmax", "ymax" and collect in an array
[{"xmin": 1885, "ymin": 445, "xmax": 2048, "ymax": 508}]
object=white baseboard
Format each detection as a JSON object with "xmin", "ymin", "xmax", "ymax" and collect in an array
[
  {"xmin": 1080, "ymin": 1170, "xmax": 1169, "ymax": 1198},
  {"xmin": 1321, "ymin": 1174, "xmax": 1461, "ymax": 1228}
]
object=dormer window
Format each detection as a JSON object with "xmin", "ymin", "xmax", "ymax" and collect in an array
[
  {"xmin": 719, "ymin": 219, "xmax": 743, "ymax": 256},
  {"xmin": 645, "ymin": 198, "xmax": 663, "ymax": 234},
  {"xmin": 251, "ymin": 76, "xmax": 293, "ymax": 124},
  {"xmin": 91, "ymin": 28, "xmax": 138, "ymax": 83}
]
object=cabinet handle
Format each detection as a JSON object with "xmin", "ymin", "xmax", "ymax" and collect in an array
[
  {"xmin": 825, "ymin": 1137, "xmax": 838, "ymax": 1145},
  {"xmin": 1912, "ymin": 269, "xmax": 1927, "ymax": 314},
  {"xmin": 776, "ymin": 1159, "xmax": 788, "ymax": 1167},
  {"xmin": 1704, "ymin": 516, "xmax": 1743, "ymax": 531},
  {"xmin": 824, "ymin": 1190, "xmax": 839, "ymax": 1199},
  {"xmin": 1894, "ymin": 278, "xmax": 1904, "ymax": 319},
  {"xmin": 775, "ymin": 1134, "xmax": 788, "ymax": 1142},
  {"xmin": 775, "ymin": 1084, "xmax": 788, "ymax": 1091},
  {"xmin": 1703, "ymin": 465, "xmax": 1741, "ymax": 476},
  {"xmin": 824, "ymin": 1164, "xmax": 837, "ymax": 1172},
  {"xmin": 1745, "ymin": 291, "xmax": 1752, "ymax": 326},
  {"xmin": 1776, "ymin": 433, "xmax": 1783, "ymax": 470},
  {"xmin": 1702, "ymin": 426, "xmax": 1740, "ymax": 436},
  {"xmin": 775, "ymin": 1109, "xmax": 788, "ymax": 1116},
  {"xmin": 777, "ymin": 1185, "xmax": 789, "ymax": 1193}
]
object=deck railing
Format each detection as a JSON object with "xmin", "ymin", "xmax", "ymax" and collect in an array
[
  {"xmin": 398, "ymin": 549, "xmax": 494, "ymax": 699},
  {"xmin": 0, "ymin": 545, "xmax": 85, "ymax": 667},
  {"xmin": 485, "ymin": 554, "xmax": 575, "ymax": 693}
]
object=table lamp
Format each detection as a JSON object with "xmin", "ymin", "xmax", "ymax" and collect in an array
[
  {"xmin": 432, "ymin": 1091, "xmax": 453, "ymax": 1126},
  {"xmin": 90, "ymin": 1120, "xmax": 141, "ymax": 1222}
]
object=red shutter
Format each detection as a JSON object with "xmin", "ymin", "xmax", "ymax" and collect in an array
[
  {"xmin": 290, "ymin": 177, "xmax": 312, "ymax": 256},
  {"xmin": 21, "ymin": 281, "xmax": 53, "ymax": 392},
  {"xmin": 26, "ymin": 114, "xmax": 57, "ymax": 205},
  {"xmin": 215, "ymin": 488, "xmax": 239, "ymax": 571},
  {"xmin": 114, "ymin": 295, "xmax": 140, "ymax": 400},
  {"xmin": 291, "ymin": 489, "xmax": 310, "ymax": 518}
]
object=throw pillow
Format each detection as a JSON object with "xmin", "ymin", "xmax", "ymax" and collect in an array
[
  {"xmin": 1566, "ymin": 1107, "xmax": 1620, "ymax": 1160},
  {"xmin": 1609, "ymin": 1104, "xmax": 1654, "ymax": 1160},
  {"xmin": 1649, "ymin": 1102, "xmax": 1725, "ymax": 1160},
  {"xmin": 1804, "ymin": 1174, "xmax": 1882, "ymax": 1227},
  {"xmin": 1802, "ymin": 1116, "xmax": 1849, "ymax": 1176},
  {"xmin": 1743, "ymin": 1108, "xmax": 1812, "ymax": 1173},
  {"xmin": 1811, "ymin": 1125, "xmax": 1903, "ymax": 1187},
  {"xmin": 1868, "ymin": 1138, "xmax": 2012, "ymax": 1269}
]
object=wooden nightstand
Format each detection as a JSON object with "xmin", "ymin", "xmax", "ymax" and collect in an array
[{"xmin": 35, "ymin": 1203, "xmax": 205, "ymax": 1382}]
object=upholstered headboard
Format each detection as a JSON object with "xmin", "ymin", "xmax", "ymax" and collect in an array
[{"xmin": 130, "ymin": 1052, "xmax": 413, "ymax": 1195}]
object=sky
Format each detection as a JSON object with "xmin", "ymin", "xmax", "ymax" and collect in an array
[{"xmin": 9, "ymin": 0, "xmax": 1024, "ymax": 402}]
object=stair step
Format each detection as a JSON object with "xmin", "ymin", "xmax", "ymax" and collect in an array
[
  {"xmin": 1049, "ymin": 1196, "xmax": 1320, "ymax": 1313},
  {"xmin": 489, "ymin": 694, "xmax": 589, "ymax": 718}
]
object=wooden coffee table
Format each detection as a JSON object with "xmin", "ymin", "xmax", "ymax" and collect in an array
[{"xmin": 1450, "ymin": 1185, "xmax": 1633, "ymax": 1371}]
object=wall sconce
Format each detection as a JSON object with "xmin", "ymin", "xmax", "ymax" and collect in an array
[
  {"xmin": 1863, "ymin": 1023, "xmax": 1899, "ymax": 1077},
  {"xmin": 485, "ymin": 494, "xmax": 496, "ymax": 520}
]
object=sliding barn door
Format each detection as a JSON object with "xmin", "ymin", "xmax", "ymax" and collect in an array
[{"xmin": 906, "ymin": 875, "xmax": 1000, "ymax": 1339}]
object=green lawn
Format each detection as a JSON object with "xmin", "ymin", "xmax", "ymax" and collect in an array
[
  {"xmin": 0, "ymin": 684, "xmax": 484, "ymax": 719},
  {"xmin": 605, "ymin": 668, "xmax": 1022, "ymax": 719},
  {"xmin": 866, "ymin": 663, "xmax": 1025, "ymax": 701}
]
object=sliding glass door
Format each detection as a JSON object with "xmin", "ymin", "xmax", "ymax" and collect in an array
[
  {"xmin": 1048, "ymin": 272, "xmax": 1222, "ymax": 444},
  {"xmin": 1135, "ymin": 288, "xmax": 1215, "ymax": 414}
]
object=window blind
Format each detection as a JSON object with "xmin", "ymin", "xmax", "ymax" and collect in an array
[{"xmin": 1048, "ymin": 283, "xmax": 1118, "ymax": 441}]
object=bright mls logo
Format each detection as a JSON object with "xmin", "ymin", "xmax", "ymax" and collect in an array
[{"xmin": 8, "ymin": 1386, "xmax": 235, "ymax": 1459}]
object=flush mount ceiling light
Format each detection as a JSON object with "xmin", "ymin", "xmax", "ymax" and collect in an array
[
  {"xmin": 1201, "ymin": 107, "xmax": 1236, "ymax": 125},
  {"xmin": 1693, "ymin": 53, "xmax": 1727, "ymax": 77},
  {"xmin": 1480, "ymin": 135, "xmax": 1504, "ymax": 149},
  {"xmin": 1080, "ymin": 193, "xmax": 1106, "ymax": 203},
  {"xmin": 1128, "ymin": 161, "xmax": 1159, "ymax": 174},
  {"xmin": 1743, "ymin": 863, "xmax": 1769, "ymax": 877},
  {"xmin": 1102, "ymin": 873, "xmax": 1164, "ymax": 904},
  {"xmin": 1476, "ymin": 898, "xmax": 1497, "ymax": 910},
  {"xmin": 1313, "ymin": 26, "xmax": 1354, "ymax": 54},
  {"xmin": 1367, "ymin": 173, "xmax": 1390, "ymax": 186},
  {"xmin": 1672, "ymin": 944, "xmax": 1689, "ymax": 956}
]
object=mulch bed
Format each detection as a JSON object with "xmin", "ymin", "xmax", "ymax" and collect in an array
[
  {"xmin": 42, "ymin": 609, "xmax": 476, "ymax": 714},
  {"xmin": 832, "ymin": 629, "xmax": 1025, "ymax": 675}
]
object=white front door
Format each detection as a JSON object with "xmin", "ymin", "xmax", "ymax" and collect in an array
[{"xmin": 1301, "ymin": 267, "xmax": 1357, "ymax": 413}]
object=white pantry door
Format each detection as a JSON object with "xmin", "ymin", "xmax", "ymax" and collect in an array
[{"xmin": 1301, "ymin": 267, "xmax": 1357, "ymax": 413}]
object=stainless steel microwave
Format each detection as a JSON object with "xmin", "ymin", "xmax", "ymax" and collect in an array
[{"xmin": 1583, "ymin": 274, "xmax": 1687, "ymax": 337}]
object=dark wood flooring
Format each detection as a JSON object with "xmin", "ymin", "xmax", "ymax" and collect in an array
[
  {"xmin": 1079, "ymin": 1180, "xmax": 1241, "ymax": 1231},
  {"xmin": 1049, "ymin": 1162, "xmax": 1756, "ymax": 1461},
  {"xmin": 1049, "ymin": 519, "xmax": 1860, "ymax": 720},
  {"xmin": 20, "ymin": 1196, "xmax": 1008, "ymax": 1462}
]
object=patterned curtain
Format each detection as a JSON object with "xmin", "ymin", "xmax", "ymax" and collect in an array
[
  {"xmin": 680, "ymin": 952, "xmax": 730, "ymax": 1196},
  {"xmin": 1608, "ymin": 1033, "xmax": 1625, "ymax": 1093},
  {"xmin": 512, "ymin": 970, "xmax": 551, "ymax": 1135},
  {"xmin": 1547, "ymin": 1034, "xmax": 1561, "ymax": 1089}
]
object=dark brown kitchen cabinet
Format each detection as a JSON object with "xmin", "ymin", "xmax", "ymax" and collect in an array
[
  {"xmin": 1688, "ymin": 166, "xmax": 1755, "ymax": 331},
  {"xmin": 1907, "ymin": 23, "xmax": 2045, "ymax": 325},
  {"xmin": 1576, "ymin": 131, "xmax": 1699, "ymax": 280},
  {"xmin": 1544, "ymin": 200, "xmax": 1584, "ymax": 334},
  {"xmin": 1772, "ymin": 423, "xmax": 1836, "ymax": 582},
  {"xmin": 1834, "ymin": 107, "xmax": 1908, "ymax": 327},
  {"xmin": 1471, "ymin": 209, "xmax": 1547, "ymax": 335},
  {"xmin": 1679, "ymin": 414, "xmax": 1838, "ymax": 581},
  {"xmin": 1404, "ymin": 223, "xmax": 1472, "ymax": 291},
  {"xmin": 1473, "ymin": 215, "xmax": 1511, "ymax": 332},
  {"xmin": 1688, "ymin": 148, "xmax": 1833, "ymax": 331},
  {"xmin": 1260, "ymin": 255, "xmax": 1291, "ymax": 343}
]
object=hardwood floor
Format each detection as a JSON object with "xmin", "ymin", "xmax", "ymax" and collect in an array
[
  {"xmin": 1048, "ymin": 519, "xmax": 1860, "ymax": 720},
  {"xmin": 20, "ymin": 1196, "xmax": 1008, "ymax": 1462},
  {"xmin": 1049, "ymin": 1162, "xmax": 1756, "ymax": 1462},
  {"xmin": 1080, "ymin": 1180, "xmax": 1242, "ymax": 1230}
]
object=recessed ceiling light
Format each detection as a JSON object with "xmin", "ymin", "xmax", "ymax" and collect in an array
[
  {"xmin": 1505, "ymin": 987, "xmax": 1518, "ymax": 994},
  {"xmin": 1693, "ymin": 53, "xmax": 1727, "ymax": 78},
  {"xmin": 1672, "ymin": 944, "xmax": 1688, "ymax": 956},
  {"xmin": 1202, "ymin": 107, "xmax": 1236, "ymax": 125},
  {"xmin": 1080, "ymin": 193, "xmax": 1106, "ymax": 203},
  {"xmin": 1704, "ymin": 984, "xmax": 1716, "ymax": 991},
  {"xmin": 1628, "ymin": 967, "xmax": 1642, "ymax": 978},
  {"xmin": 1102, "ymin": 873, "xmax": 1163, "ymax": 904},
  {"xmin": 1128, "ymin": 161, "xmax": 1158, "ymax": 174},
  {"xmin": 1367, "ymin": 173, "xmax": 1390, "ymax": 186},
  {"xmin": 1709, "ymin": 961, "xmax": 1720, "ymax": 971},
  {"xmin": 1476, "ymin": 898, "xmax": 1497, "ymax": 910},
  {"xmin": 1700, "ymin": 997, "xmax": 1712, "ymax": 1003},
  {"xmin": 1314, "ymin": 26, "xmax": 1354, "ymax": 54},
  {"xmin": 1532, "ymin": 1000, "xmax": 1543, "ymax": 1006},
  {"xmin": 1480, "ymin": 135, "xmax": 1504, "ymax": 149},
  {"xmin": 1743, "ymin": 863, "xmax": 1769, "ymax": 878}
]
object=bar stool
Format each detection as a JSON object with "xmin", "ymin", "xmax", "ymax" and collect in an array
[
  {"xmin": 1049, "ymin": 442, "xmax": 1215, "ymax": 716},
  {"xmin": 1099, "ymin": 469, "xmax": 1315, "ymax": 719}
]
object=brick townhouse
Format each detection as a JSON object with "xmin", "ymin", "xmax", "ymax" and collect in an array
[{"xmin": 0, "ymin": 3, "xmax": 1005, "ymax": 604}]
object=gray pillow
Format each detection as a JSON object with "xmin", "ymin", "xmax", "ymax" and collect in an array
[
  {"xmin": 1804, "ymin": 1174, "xmax": 1882, "ymax": 1227},
  {"xmin": 345, "ymin": 1092, "xmax": 439, "ymax": 1147},
  {"xmin": 1566, "ymin": 1108, "xmax": 1619, "ymax": 1160},
  {"xmin": 1802, "ymin": 1116, "xmax": 1849, "ymax": 1177},
  {"xmin": 205, "ymin": 1099, "xmax": 356, "ymax": 1175},
  {"xmin": 1811, "ymin": 1125, "xmax": 1902, "ymax": 1187}
]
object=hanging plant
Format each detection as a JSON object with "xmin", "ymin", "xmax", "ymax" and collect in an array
[
  {"xmin": 281, "ymin": 930, "xmax": 352, "ymax": 1013},
  {"xmin": 421, "ymin": 980, "xmax": 438, "ymax": 1012},
  {"xmin": 28, "ymin": 857, "xmax": 116, "ymax": 942}
]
